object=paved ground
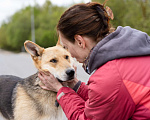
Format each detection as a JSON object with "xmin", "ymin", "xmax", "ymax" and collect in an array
[
  {"xmin": 0, "ymin": 49, "xmax": 90, "ymax": 81},
  {"xmin": 0, "ymin": 49, "xmax": 90, "ymax": 120}
]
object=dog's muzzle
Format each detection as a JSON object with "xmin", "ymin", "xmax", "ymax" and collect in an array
[
  {"xmin": 66, "ymin": 69, "xmax": 75, "ymax": 80},
  {"xmin": 56, "ymin": 69, "xmax": 75, "ymax": 82}
]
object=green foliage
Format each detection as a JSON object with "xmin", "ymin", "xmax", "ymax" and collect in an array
[
  {"xmin": 0, "ymin": 0, "xmax": 150, "ymax": 52},
  {"xmin": 92, "ymin": 0, "xmax": 150, "ymax": 35},
  {"xmin": 0, "ymin": 0, "xmax": 65, "ymax": 52}
]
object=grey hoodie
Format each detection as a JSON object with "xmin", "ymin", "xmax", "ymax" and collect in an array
[{"xmin": 88, "ymin": 26, "xmax": 150, "ymax": 74}]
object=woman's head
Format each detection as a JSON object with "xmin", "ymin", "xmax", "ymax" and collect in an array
[
  {"xmin": 57, "ymin": 2, "xmax": 111, "ymax": 43},
  {"xmin": 57, "ymin": 2, "xmax": 113, "ymax": 63}
]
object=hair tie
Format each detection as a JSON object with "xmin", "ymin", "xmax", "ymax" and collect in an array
[
  {"xmin": 96, "ymin": 6, "xmax": 105, "ymax": 14},
  {"xmin": 95, "ymin": 6, "xmax": 108, "ymax": 27}
]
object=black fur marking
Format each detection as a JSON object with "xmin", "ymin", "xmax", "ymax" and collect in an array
[
  {"xmin": 0, "ymin": 75, "xmax": 22, "ymax": 119},
  {"xmin": 0, "ymin": 73, "xmax": 56, "ymax": 119}
]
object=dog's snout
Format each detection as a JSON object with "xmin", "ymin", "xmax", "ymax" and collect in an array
[{"xmin": 66, "ymin": 69, "xmax": 75, "ymax": 77}]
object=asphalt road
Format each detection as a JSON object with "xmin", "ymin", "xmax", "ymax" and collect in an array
[
  {"xmin": 0, "ymin": 49, "xmax": 90, "ymax": 120},
  {"xmin": 0, "ymin": 49, "xmax": 90, "ymax": 81}
]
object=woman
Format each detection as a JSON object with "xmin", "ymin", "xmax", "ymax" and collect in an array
[{"xmin": 38, "ymin": 2, "xmax": 150, "ymax": 120}]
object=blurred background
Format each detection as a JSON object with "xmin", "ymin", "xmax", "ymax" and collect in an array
[{"xmin": 0, "ymin": 0, "xmax": 149, "ymax": 52}]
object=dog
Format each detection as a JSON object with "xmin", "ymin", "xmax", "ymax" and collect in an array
[{"xmin": 0, "ymin": 40, "xmax": 75, "ymax": 120}]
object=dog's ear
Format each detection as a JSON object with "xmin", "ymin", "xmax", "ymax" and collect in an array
[
  {"xmin": 56, "ymin": 37, "xmax": 63, "ymax": 46},
  {"xmin": 24, "ymin": 40, "xmax": 44, "ymax": 57}
]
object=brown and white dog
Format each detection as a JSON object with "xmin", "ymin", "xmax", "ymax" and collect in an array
[{"xmin": 0, "ymin": 40, "xmax": 75, "ymax": 120}]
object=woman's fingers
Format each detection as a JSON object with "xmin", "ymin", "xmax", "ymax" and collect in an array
[
  {"xmin": 38, "ymin": 72, "xmax": 51, "ymax": 89},
  {"xmin": 38, "ymin": 72, "xmax": 47, "ymax": 84},
  {"xmin": 38, "ymin": 71, "xmax": 63, "ymax": 92},
  {"xmin": 38, "ymin": 72, "xmax": 44, "ymax": 80},
  {"xmin": 40, "ymin": 85, "xmax": 51, "ymax": 90},
  {"xmin": 73, "ymin": 64, "xmax": 77, "ymax": 71}
]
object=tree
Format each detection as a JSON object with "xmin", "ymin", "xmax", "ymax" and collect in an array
[
  {"xmin": 0, "ymin": 0, "xmax": 66, "ymax": 52},
  {"xmin": 92, "ymin": 0, "xmax": 150, "ymax": 35},
  {"xmin": 34, "ymin": 1, "xmax": 65, "ymax": 48}
]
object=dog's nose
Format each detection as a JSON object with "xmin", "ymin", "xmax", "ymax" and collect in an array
[{"xmin": 66, "ymin": 69, "xmax": 75, "ymax": 77}]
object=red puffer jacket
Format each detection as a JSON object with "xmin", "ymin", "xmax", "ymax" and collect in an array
[
  {"xmin": 57, "ymin": 26, "xmax": 150, "ymax": 120},
  {"xmin": 57, "ymin": 56, "xmax": 150, "ymax": 120}
]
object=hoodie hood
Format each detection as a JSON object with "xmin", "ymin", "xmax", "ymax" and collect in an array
[{"xmin": 88, "ymin": 26, "xmax": 150, "ymax": 74}]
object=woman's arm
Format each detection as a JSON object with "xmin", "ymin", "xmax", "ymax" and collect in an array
[
  {"xmin": 66, "ymin": 78, "xmax": 89, "ymax": 101},
  {"xmin": 56, "ymin": 61, "xmax": 135, "ymax": 120}
]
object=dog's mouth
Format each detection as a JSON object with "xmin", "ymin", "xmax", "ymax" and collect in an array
[
  {"xmin": 56, "ymin": 76, "xmax": 74, "ymax": 83},
  {"xmin": 57, "ymin": 78, "xmax": 63, "ymax": 83}
]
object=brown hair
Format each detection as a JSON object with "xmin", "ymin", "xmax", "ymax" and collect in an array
[{"xmin": 57, "ymin": 2, "xmax": 111, "ymax": 43}]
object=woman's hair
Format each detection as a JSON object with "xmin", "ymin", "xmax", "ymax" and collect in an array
[{"xmin": 57, "ymin": 2, "xmax": 111, "ymax": 43}]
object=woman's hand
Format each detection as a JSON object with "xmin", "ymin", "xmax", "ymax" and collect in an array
[
  {"xmin": 38, "ymin": 65, "xmax": 79, "ymax": 92},
  {"xmin": 38, "ymin": 71, "xmax": 63, "ymax": 92},
  {"xmin": 63, "ymin": 78, "xmax": 79, "ymax": 89}
]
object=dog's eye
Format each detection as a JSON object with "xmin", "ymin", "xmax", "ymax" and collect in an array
[
  {"xmin": 65, "ymin": 55, "xmax": 69, "ymax": 60},
  {"xmin": 50, "ymin": 59, "xmax": 57, "ymax": 63},
  {"xmin": 63, "ymin": 46, "xmax": 68, "ymax": 50}
]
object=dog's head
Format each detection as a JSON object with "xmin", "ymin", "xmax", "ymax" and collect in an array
[{"xmin": 24, "ymin": 40, "xmax": 75, "ymax": 82}]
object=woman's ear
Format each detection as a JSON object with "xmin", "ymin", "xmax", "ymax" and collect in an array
[{"xmin": 74, "ymin": 35, "xmax": 85, "ymax": 49}]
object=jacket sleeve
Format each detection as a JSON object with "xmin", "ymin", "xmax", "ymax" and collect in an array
[
  {"xmin": 57, "ymin": 61, "xmax": 134, "ymax": 120},
  {"xmin": 56, "ymin": 87, "xmax": 90, "ymax": 120},
  {"xmin": 77, "ymin": 82, "xmax": 88, "ymax": 101}
]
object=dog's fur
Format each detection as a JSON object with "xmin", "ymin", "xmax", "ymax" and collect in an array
[{"xmin": 0, "ymin": 40, "xmax": 75, "ymax": 120}]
